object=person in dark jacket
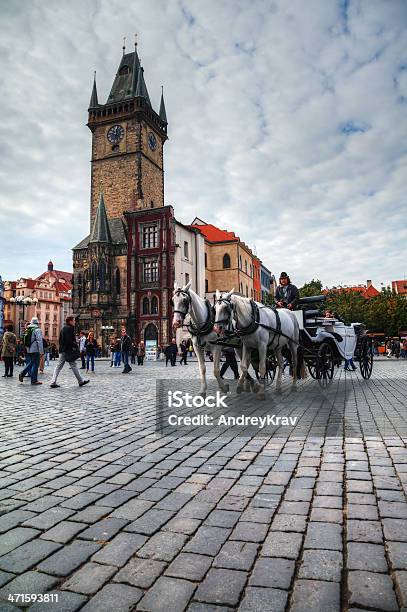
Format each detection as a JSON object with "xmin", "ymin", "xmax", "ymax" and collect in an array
[
  {"xmin": 85, "ymin": 331, "xmax": 98, "ymax": 373},
  {"xmin": 137, "ymin": 341, "xmax": 146, "ymax": 366},
  {"xmin": 179, "ymin": 340, "xmax": 188, "ymax": 365},
  {"xmin": 275, "ymin": 272, "xmax": 300, "ymax": 310},
  {"xmin": 220, "ymin": 346, "xmax": 239, "ymax": 379},
  {"xmin": 50, "ymin": 316, "xmax": 89, "ymax": 388},
  {"xmin": 166, "ymin": 338, "xmax": 178, "ymax": 367},
  {"xmin": 121, "ymin": 328, "xmax": 132, "ymax": 373}
]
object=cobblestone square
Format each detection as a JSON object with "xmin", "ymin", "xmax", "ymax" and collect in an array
[{"xmin": 0, "ymin": 359, "xmax": 406, "ymax": 611}]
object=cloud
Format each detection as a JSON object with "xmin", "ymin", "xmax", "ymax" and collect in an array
[{"xmin": 0, "ymin": 0, "xmax": 406, "ymax": 291}]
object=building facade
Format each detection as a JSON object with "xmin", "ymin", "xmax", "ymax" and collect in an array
[
  {"xmin": 3, "ymin": 262, "xmax": 72, "ymax": 343},
  {"xmin": 190, "ymin": 218, "xmax": 256, "ymax": 301},
  {"xmin": 392, "ymin": 279, "xmax": 407, "ymax": 297},
  {"xmin": 260, "ymin": 263, "xmax": 272, "ymax": 304}
]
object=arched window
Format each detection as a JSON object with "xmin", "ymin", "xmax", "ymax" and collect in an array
[
  {"xmin": 223, "ymin": 253, "xmax": 231, "ymax": 269},
  {"xmin": 151, "ymin": 296, "xmax": 159, "ymax": 314},
  {"xmin": 99, "ymin": 261, "xmax": 106, "ymax": 291},
  {"xmin": 91, "ymin": 262, "xmax": 97, "ymax": 291},
  {"xmin": 245, "ymin": 260, "xmax": 247, "ymax": 274},
  {"xmin": 115, "ymin": 268, "xmax": 121, "ymax": 294},
  {"xmin": 239, "ymin": 255, "xmax": 242, "ymax": 270},
  {"xmin": 142, "ymin": 297, "xmax": 150, "ymax": 315},
  {"xmin": 246, "ymin": 286, "xmax": 248, "ymax": 297}
]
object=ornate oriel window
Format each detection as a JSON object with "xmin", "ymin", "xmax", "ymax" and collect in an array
[
  {"xmin": 142, "ymin": 224, "xmax": 158, "ymax": 249},
  {"xmin": 143, "ymin": 260, "xmax": 158, "ymax": 283},
  {"xmin": 151, "ymin": 296, "xmax": 159, "ymax": 314},
  {"xmin": 91, "ymin": 262, "xmax": 97, "ymax": 291}
]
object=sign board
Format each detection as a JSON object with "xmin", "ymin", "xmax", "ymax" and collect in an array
[{"xmin": 145, "ymin": 339, "xmax": 157, "ymax": 361}]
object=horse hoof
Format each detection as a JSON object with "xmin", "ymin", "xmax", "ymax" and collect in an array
[
  {"xmin": 243, "ymin": 382, "xmax": 251, "ymax": 392},
  {"xmin": 252, "ymin": 382, "xmax": 261, "ymax": 394},
  {"xmin": 199, "ymin": 392, "xmax": 207, "ymax": 399},
  {"xmin": 275, "ymin": 387, "xmax": 282, "ymax": 395},
  {"xmin": 256, "ymin": 392, "xmax": 266, "ymax": 401},
  {"xmin": 222, "ymin": 383, "xmax": 230, "ymax": 393},
  {"xmin": 236, "ymin": 385, "xmax": 243, "ymax": 395}
]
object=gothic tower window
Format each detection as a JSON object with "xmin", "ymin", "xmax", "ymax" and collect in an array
[
  {"xmin": 115, "ymin": 268, "xmax": 121, "ymax": 295},
  {"xmin": 151, "ymin": 296, "xmax": 159, "ymax": 314},
  {"xmin": 223, "ymin": 253, "xmax": 231, "ymax": 269},
  {"xmin": 99, "ymin": 261, "xmax": 106, "ymax": 290},
  {"xmin": 142, "ymin": 297, "xmax": 150, "ymax": 315},
  {"xmin": 91, "ymin": 262, "xmax": 97, "ymax": 291},
  {"xmin": 77, "ymin": 273, "xmax": 82, "ymax": 306}
]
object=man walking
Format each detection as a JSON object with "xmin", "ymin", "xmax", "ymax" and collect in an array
[
  {"xmin": 180, "ymin": 340, "xmax": 188, "ymax": 365},
  {"xmin": 120, "ymin": 328, "xmax": 132, "ymax": 373},
  {"xmin": 169, "ymin": 338, "xmax": 178, "ymax": 367},
  {"xmin": 19, "ymin": 317, "xmax": 43, "ymax": 385},
  {"xmin": 50, "ymin": 316, "xmax": 89, "ymax": 388},
  {"xmin": 79, "ymin": 330, "xmax": 87, "ymax": 369},
  {"xmin": 220, "ymin": 346, "xmax": 239, "ymax": 380}
]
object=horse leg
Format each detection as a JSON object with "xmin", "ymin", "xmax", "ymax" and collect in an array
[
  {"xmin": 275, "ymin": 348, "xmax": 284, "ymax": 394},
  {"xmin": 236, "ymin": 344, "xmax": 249, "ymax": 394},
  {"xmin": 212, "ymin": 345, "xmax": 229, "ymax": 393},
  {"xmin": 289, "ymin": 341, "xmax": 298, "ymax": 392},
  {"xmin": 194, "ymin": 340, "xmax": 207, "ymax": 398},
  {"xmin": 255, "ymin": 342, "xmax": 267, "ymax": 400}
]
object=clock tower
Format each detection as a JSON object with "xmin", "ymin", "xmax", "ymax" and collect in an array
[
  {"xmin": 72, "ymin": 41, "xmax": 170, "ymax": 344},
  {"xmin": 87, "ymin": 44, "xmax": 168, "ymax": 220}
]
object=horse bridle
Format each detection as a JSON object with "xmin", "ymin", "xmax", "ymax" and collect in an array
[
  {"xmin": 171, "ymin": 289, "xmax": 191, "ymax": 321},
  {"xmin": 214, "ymin": 296, "xmax": 235, "ymax": 331}
]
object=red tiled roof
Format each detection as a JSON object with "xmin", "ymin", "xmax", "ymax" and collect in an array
[
  {"xmin": 36, "ymin": 268, "xmax": 72, "ymax": 290},
  {"xmin": 392, "ymin": 280, "xmax": 407, "ymax": 294},
  {"xmin": 190, "ymin": 223, "xmax": 239, "ymax": 243},
  {"xmin": 325, "ymin": 285, "xmax": 380, "ymax": 299}
]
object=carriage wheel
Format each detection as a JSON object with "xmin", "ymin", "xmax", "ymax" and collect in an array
[
  {"xmin": 255, "ymin": 354, "xmax": 277, "ymax": 387},
  {"xmin": 359, "ymin": 337, "xmax": 373, "ymax": 379},
  {"xmin": 307, "ymin": 358, "xmax": 318, "ymax": 379},
  {"xmin": 316, "ymin": 342, "xmax": 334, "ymax": 386}
]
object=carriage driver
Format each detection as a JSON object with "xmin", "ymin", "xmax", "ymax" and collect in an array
[{"xmin": 275, "ymin": 272, "xmax": 300, "ymax": 310}]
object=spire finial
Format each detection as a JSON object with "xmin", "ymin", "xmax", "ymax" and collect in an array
[
  {"xmin": 122, "ymin": 36, "xmax": 126, "ymax": 55},
  {"xmin": 134, "ymin": 33, "xmax": 138, "ymax": 48}
]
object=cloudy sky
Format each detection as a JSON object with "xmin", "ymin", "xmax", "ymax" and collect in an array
[{"xmin": 0, "ymin": 0, "xmax": 406, "ymax": 288}]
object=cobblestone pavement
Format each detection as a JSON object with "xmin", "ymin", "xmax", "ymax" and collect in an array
[{"xmin": 0, "ymin": 359, "xmax": 406, "ymax": 612}]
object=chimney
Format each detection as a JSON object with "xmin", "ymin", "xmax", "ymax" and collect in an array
[
  {"xmin": 48, "ymin": 261, "xmax": 54, "ymax": 271},
  {"xmin": 366, "ymin": 280, "xmax": 372, "ymax": 288}
]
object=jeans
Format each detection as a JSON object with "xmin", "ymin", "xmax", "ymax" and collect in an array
[
  {"xmin": 81, "ymin": 351, "xmax": 86, "ymax": 368},
  {"xmin": 86, "ymin": 354, "xmax": 95, "ymax": 371},
  {"xmin": 137, "ymin": 355, "xmax": 144, "ymax": 365},
  {"xmin": 44, "ymin": 352, "xmax": 50, "ymax": 366},
  {"xmin": 114, "ymin": 351, "xmax": 121, "ymax": 367},
  {"xmin": 21, "ymin": 352, "xmax": 40, "ymax": 383},
  {"xmin": 122, "ymin": 352, "xmax": 129, "ymax": 367},
  {"xmin": 51, "ymin": 353, "xmax": 84, "ymax": 384},
  {"xmin": 4, "ymin": 357, "xmax": 14, "ymax": 377}
]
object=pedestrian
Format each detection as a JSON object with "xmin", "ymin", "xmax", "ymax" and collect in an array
[
  {"xmin": 220, "ymin": 346, "xmax": 239, "ymax": 380},
  {"xmin": 39, "ymin": 337, "xmax": 49, "ymax": 374},
  {"xmin": 50, "ymin": 316, "xmax": 89, "ymax": 388},
  {"xmin": 167, "ymin": 338, "xmax": 178, "ymax": 366},
  {"xmin": 44, "ymin": 337, "xmax": 50, "ymax": 367},
  {"xmin": 344, "ymin": 358, "xmax": 357, "ymax": 372},
  {"xmin": 85, "ymin": 331, "xmax": 98, "ymax": 373},
  {"xmin": 113, "ymin": 337, "xmax": 121, "ymax": 367},
  {"xmin": 402, "ymin": 339, "xmax": 407, "ymax": 359},
  {"xmin": 188, "ymin": 339, "xmax": 194, "ymax": 358},
  {"xmin": 14, "ymin": 339, "xmax": 24, "ymax": 365},
  {"xmin": 137, "ymin": 341, "xmax": 146, "ymax": 365},
  {"xmin": 109, "ymin": 336, "xmax": 116, "ymax": 367},
  {"xmin": 120, "ymin": 328, "xmax": 132, "ymax": 373},
  {"xmin": 79, "ymin": 331, "xmax": 87, "ymax": 369},
  {"xmin": 19, "ymin": 317, "xmax": 43, "ymax": 385},
  {"xmin": 130, "ymin": 341, "xmax": 138, "ymax": 364},
  {"xmin": 1, "ymin": 324, "xmax": 17, "ymax": 377},
  {"xmin": 180, "ymin": 340, "xmax": 188, "ymax": 365}
]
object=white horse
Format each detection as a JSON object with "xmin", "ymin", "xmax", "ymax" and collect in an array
[
  {"xmin": 172, "ymin": 281, "xmax": 229, "ymax": 397},
  {"xmin": 214, "ymin": 290, "xmax": 301, "ymax": 398}
]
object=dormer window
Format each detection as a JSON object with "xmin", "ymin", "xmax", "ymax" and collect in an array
[{"xmin": 119, "ymin": 65, "xmax": 130, "ymax": 76}]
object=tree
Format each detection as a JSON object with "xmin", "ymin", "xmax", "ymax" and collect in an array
[
  {"xmin": 300, "ymin": 279, "xmax": 323, "ymax": 298},
  {"xmin": 325, "ymin": 290, "xmax": 366, "ymax": 325}
]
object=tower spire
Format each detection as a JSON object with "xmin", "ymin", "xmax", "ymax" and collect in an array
[
  {"xmin": 89, "ymin": 71, "xmax": 99, "ymax": 108},
  {"xmin": 159, "ymin": 85, "xmax": 167, "ymax": 123},
  {"xmin": 89, "ymin": 192, "xmax": 112, "ymax": 243},
  {"xmin": 122, "ymin": 36, "xmax": 126, "ymax": 56},
  {"xmin": 135, "ymin": 66, "xmax": 151, "ymax": 105},
  {"xmin": 129, "ymin": 37, "xmax": 140, "ymax": 96}
]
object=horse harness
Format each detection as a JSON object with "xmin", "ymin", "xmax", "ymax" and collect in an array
[
  {"xmin": 215, "ymin": 297, "xmax": 299, "ymax": 349},
  {"xmin": 172, "ymin": 289, "xmax": 215, "ymax": 347}
]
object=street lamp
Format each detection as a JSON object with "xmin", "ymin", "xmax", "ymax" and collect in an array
[
  {"xmin": 10, "ymin": 296, "xmax": 38, "ymax": 336},
  {"xmin": 101, "ymin": 325, "xmax": 114, "ymax": 357}
]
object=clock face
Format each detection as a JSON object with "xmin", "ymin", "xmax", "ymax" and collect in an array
[
  {"xmin": 107, "ymin": 125, "xmax": 124, "ymax": 144},
  {"xmin": 148, "ymin": 132, "xmax": 157, "ymax": 151}
]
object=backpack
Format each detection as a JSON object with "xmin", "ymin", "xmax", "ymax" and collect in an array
[{"xmin": 23, "ymin": 327, "xmax": 35, "ymax": 348}]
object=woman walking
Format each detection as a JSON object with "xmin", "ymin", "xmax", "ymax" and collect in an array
[
  {"xmin": 1, "ymin": 325, "xmax": 17, "ymax": 377},
  {"xmin": 85, "ymin": 331, "xmax": 98, "ymax": 373},
  {"xmin": 137, "ymin": 341, "xmax": 146, "ymax": 365}
]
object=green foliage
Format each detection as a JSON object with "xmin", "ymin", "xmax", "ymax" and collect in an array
[
  {"xmin": 300, "ymin": 279, "xmax": 323, "ymax": 297},
  {"xmin": 326, "ymin": 288, "xmax": 407, "ymax": 337}
]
